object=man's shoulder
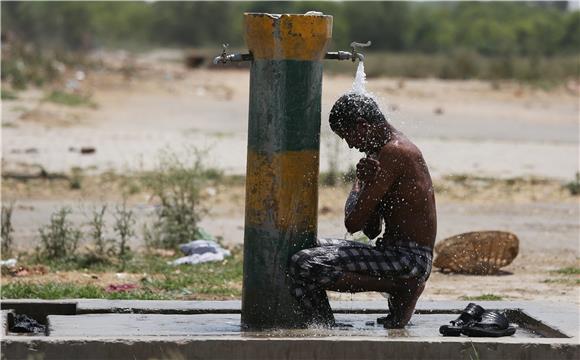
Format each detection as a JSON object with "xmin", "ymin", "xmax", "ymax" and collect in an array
[{"xmin": 380, "ymin": 137, "xmax": 421, "ymax": 159}]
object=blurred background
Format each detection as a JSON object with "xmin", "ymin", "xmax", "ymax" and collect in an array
[
  {"xmin": 3, "ymin": 1, "xmax": 579, "ymax": 80},
  {"xmin": 1, "ymin": 2, "xmax": 578, "ymax": 303}
]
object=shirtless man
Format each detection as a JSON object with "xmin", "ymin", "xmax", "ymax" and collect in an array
[{"xmin": 288, "ymin": 93, "xmax": 437, "ymax": 328}]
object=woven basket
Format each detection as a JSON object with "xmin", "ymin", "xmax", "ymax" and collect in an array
[{"xmin": 433, "ymin": 231, "xmax": 519, "ymax": 275}]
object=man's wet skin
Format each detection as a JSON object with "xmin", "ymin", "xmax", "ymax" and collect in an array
[{"xmin": 330, "ymin": 119, "xmax": 437, "ymax": 328}]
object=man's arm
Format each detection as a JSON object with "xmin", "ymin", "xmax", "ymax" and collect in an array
[
  {"xmin": 345, "ymin": 179, "xmax": 382, "ymax": 239},
  {"xmin": 345, "ymin": 149, "xmax": 400, "ymax": 234}
]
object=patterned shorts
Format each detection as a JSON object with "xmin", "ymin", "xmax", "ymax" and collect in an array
[{"xmin": 288, "ymin": 238, "xmax": 433, "ymax": 311}]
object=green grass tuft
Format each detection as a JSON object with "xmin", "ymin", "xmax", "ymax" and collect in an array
[
  {"xmin": 542, "ymin": 278, "xmax": 580, "ymax": 285},
  {"xmin": 551, "ymin": 267, "xmax": 580, "ymax": 275},
  {"xmin": 44, "ymin": 90, "xmax": 96, "ymax": 107}
]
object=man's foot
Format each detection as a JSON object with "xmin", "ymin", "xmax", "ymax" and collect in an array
[{"xmin": 379, "ymin": 281, "xmax": 426, "ymax": 329}]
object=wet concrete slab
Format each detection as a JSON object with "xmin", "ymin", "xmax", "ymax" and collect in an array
[
  {"xmin": 47, "ymin": 313, "xmax": 542, "ymax": 338},
  {"xmin": 2, "ymin": 300, "xmax": 578, "ymax": 360}
]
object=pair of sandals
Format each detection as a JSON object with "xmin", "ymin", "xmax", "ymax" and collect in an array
[{"xmin": 439, "ymin": 303, "xmax": 516, "ymax": 337}]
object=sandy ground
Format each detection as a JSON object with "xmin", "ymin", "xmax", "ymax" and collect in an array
[{"xmin": 1, "ymin": 49, "xmax": 579, "ymax": 304}]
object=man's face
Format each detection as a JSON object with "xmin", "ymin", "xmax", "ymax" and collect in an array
[{"xmin": 335, "ymin": 119, "xmax": 374, "ymax": 153}]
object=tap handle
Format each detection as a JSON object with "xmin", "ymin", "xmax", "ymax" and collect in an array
[
  {"xmin": 350, "ymin": 41, "xmax": 371, "ymax": 50},
  {"xmin": 349, "ymin": 41, "xmax": 371, "ymax": 62}
]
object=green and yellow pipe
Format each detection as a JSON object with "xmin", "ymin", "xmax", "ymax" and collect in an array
[{"xmin": 241, "ymin": 13, "xmax": 333, "ymax": 329}]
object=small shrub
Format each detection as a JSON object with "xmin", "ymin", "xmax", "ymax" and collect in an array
[
  {"xmin": 113, "ymin": 200, "xmax": 135, "ymax": 269},
  {"xmin": 88, "ymin": 205, "xmax": 112, "ymax": 258},
  {"xmin": 141, "ymin": 149, "xmax": 209, "ymax": 249},
  {"xmin": 1, "ymin": 203, "xmax": 15, "ymax": 258},
  {"xmin": 38, "ymin": 207, "xmax": 81, "ymax": 260},
  {"xmin": 69, "ymin": 167, "xmax": 83, "ymax": 190},
  {"xmin": 203, "ymin": 167, "xmax": 224, "ymax": 182},
  {"xmin": 564, "ymin": 173, "xmax": 580, "ymax": 196}
]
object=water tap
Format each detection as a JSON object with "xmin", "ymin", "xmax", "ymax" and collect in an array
[
  {"xmin": 350, "ymin": 41, "xmax": 372, "ymax": 62},
  {"xmin": 213, "ymin": 43, "xmax": 253, "ymax": 64},
  {"xmin": 324, "ymin": 40, "xmax": 371, "ymax": 62}
]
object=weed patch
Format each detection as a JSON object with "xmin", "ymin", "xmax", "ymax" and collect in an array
[
  {"xmin": 564, "ymin": 173, "xmax": 580, "ymax": 196},
  {"xmin": 551, "ymin": 267, "xmax": 580, "ymax": 275},
  {"xmin": 1, "ymin": 203, "xmax": 15, "ymax": 258},
  {"xmin": 2, "ymin": 250, "xmax": 244, "ymax": 300},
  {"xmin": 44, "ymin": 90, "xmax": 96, "ymax": 107},
  {"xmin": 142, "ymin": 149, "xmax": 210, "ymax": 250},
  {"xmin": 37, "ymin": 207, "xmax": 81, "ymax": 260}
]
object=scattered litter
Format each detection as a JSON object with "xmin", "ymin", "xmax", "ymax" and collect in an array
[
  {"xmin": 75, "ymin": 70, "xmax": 86, "ymax": 81},
  {"xmin": 170, "ymin": 239, "xmax": 231, "ymax": 266},
  {"xmin": 4, "ymin": 265, "xmax": 48, "ymax": 277},
  {"xmin": 365, "ymin": 321, "xmax": 375, "ymax": 326},
  {"xmin": 0, "ymin": 258, "xmax": 17, "ymax": 267},
  {"xmin": 115, "ymin": 272, "xmax": 128, "ymax": 279},
  {"xmin": 10, "ymin": 314, "xmax": 46, "ymax": 334},
  {"xmin": 434, "ymin": 231, "xmax": 519, "ymax": 275},
  {"xmin": 206, "ymin": 187, "xmax": 217, "ymax": 197},
  {"xmin": 80, "ymin": 147, "xmax": 96, "ymax": 154},
  {"xmin": 68, "ymin": 146, "xmax": 96, "ymax": 155},
  {"xmin": 105, "ymin": 284, "xmax": 138, "ymax": 293}
]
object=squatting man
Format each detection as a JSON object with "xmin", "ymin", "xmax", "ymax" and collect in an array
[{"xmin": 289, "ymin": 93, "xmax": 437, "ymax": 328}]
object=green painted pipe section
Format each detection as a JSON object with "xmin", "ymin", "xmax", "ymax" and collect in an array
[
  {"xmin": 241, "ymin": 226, "xmax": 317, "ymax": 328},
  {"xmin": 247, "ymin": 60, "xmax": 322, "ymax": 153},
  {"xmin": 242, "ymin": 59, "xmax": 323, "ymax": 329}
]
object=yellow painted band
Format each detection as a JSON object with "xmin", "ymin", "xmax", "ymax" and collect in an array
[
  {"xmin": 244, "ymin": 13, "xmax": 333, "ymax": 61},
  {"xmin": 245, "ymin": 150, "xmax": 319, "ymax": 231}
]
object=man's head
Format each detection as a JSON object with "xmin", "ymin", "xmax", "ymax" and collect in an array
[{"xmin": 329, "ymin": 93, "xmax": 389, "ymax": 153}]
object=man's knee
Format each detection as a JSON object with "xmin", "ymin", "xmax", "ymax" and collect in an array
[{"xmin": 288, "ymin": 250, "xmax": 313, "ymax": 278}]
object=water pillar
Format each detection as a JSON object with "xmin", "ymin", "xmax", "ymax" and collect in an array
[{"xmin": 242, "ymin": 13, "xmax": 333, "ymax": 329}]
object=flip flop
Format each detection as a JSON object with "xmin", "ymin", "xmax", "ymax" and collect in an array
[
  {"xmin": 461, "ymin": 310, "xmax": 516, "ymax": 337},
  {"xmin": 439, "ymin": 303, "xmax": 485, "ymax": 336},
  {"xmin": 433, "ymin": 231, "xmax": 519, "ymax": 274}
]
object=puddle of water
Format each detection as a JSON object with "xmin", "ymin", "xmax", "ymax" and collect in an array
[{"xmin": 47, "ymin": 313, "xmax": 541, "ymax": 338}]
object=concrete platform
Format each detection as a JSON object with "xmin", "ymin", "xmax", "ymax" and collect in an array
[{"xmin": 1, "ymin": 300, "xmax": 578, "ymax": 359}]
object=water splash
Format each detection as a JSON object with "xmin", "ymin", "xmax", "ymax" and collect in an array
[{"xmin": 350, "ymin": 61, "xmax": 368, "ymax": 95}]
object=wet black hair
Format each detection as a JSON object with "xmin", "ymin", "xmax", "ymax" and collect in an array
[{"xmin": 329, "ymin": 93, "xmax": 386, "ymax": 133}]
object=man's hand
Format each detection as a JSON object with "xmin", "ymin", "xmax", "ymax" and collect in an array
[{"xmin": 356, "ymin": 157, "xmax": 380, "ymax": 183}]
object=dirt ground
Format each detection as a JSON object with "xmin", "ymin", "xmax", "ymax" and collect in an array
[{"xmin": 2, "ymin": 49, "xmax": 579, "ymax": 304}]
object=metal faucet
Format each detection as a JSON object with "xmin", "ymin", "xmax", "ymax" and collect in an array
[
  {"xmin": 213, "ymin": 40, "xmax": 371, "ymax": 64},
  {"xmin": 324, "ymin": 40, "xmax": 371, "ymax": 62},
  {"xmin": 212, "ymin": 43, "xmax": 253, "ymax": 64}
]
